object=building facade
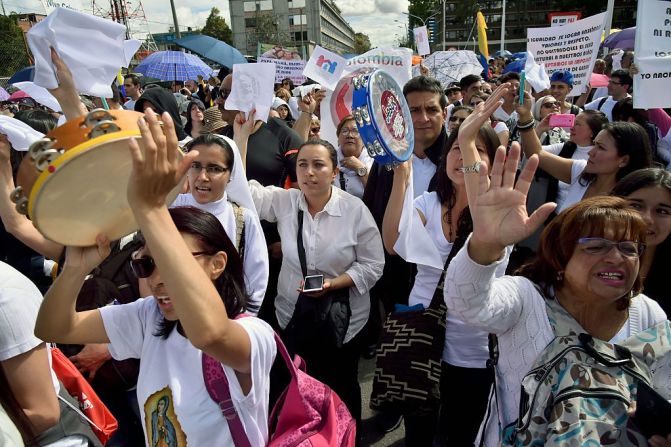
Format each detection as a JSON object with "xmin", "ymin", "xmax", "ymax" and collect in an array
[
  {"xmin": 434, "ymin": 0, "xmax": 638, "ymax": 53},
  {"xmin": 229, "ymin": 0, "xmax": 356, "ymax": 56}
]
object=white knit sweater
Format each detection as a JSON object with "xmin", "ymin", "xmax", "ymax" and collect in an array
[{"xmin": 443, "ymin": 236, "xmax": 670, "ymax": 446}]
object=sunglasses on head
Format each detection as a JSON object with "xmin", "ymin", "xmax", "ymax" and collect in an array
[{"xmin": 130, "ymin": 251, "xmax": 212, "ymax": 278}]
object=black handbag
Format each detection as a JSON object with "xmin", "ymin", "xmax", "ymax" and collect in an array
[
  {"xmin": 283, "ymin": 210, "xmax": 352, "ymax": 353},
  {"xmin": 370, "ymin": 215, "xmax": 469, "ymax": 414}
]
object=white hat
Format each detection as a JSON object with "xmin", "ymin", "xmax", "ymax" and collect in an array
[{"xmin": 271, "ymin": 97, "xmax": 289, "ymax": 110}]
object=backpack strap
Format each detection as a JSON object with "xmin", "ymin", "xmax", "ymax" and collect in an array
[
  {"xmin": 230, "ymin": 202, "xmax": 246, "ymax": 261},
  {"xmin": 598, "ymin": 96, "xmax": 608, "ymax": 111}
]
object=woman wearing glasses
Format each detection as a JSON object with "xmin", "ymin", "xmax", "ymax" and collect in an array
[
  {"xmin": 531, "ymin": 95, "xmax": 570, "ymax": 146},
  {"xmin": 171, "ymin": 133, "xmax": 269, "ymax": 314},
  {"xmin": 334, "ymin": 116, "xmax": 372, "ymax": 199},
  {"xmin": 36, "ymin": 110, "xmax": 277, "ymax": 446},
  {"xmin": 447, "ymin": 93, "xmax": 670, "ymax": 446}
]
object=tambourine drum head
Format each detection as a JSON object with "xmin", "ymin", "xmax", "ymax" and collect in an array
[
  {"xmin": 29, "ymin": 136, "xmax": 181, "ymax": 246},
  {"xmin": 369, "ymin": 71, "xmax": 414, "ymax": 161}
]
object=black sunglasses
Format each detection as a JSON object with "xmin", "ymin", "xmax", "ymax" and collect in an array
[{"xmin": 130, "ymin": 252, "xmax": 211, "ymax": 278}]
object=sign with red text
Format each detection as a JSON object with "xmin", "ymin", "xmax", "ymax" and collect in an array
[{"xmin": 548, "ymin": 12, "xmax": 581, "ymax": 27}]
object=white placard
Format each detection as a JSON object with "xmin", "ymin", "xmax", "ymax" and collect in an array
[
  {"xmin": 225, "ymin": 63, "xmax": 276, "ymax": 122},
  {"xmin": 259, "ymin": 57, "xmax": 306, "ymax": 86},
  {"xmin": 0, "ymin": 116, "xmax": 45, "ymax": 151},
  {"xmin": 302, "ymin": 46, "xmax": 346, "ymax": 90},
  {"xmin": 524, "ymin": 52, "xmax": 551, "ymax": 92},
  {"xmin": 414, "ymin": 26, "xmax": 431, "ymax": 56},
  {"xmin": 633, "ymin": 0, "xmax": 671, "ymax": 109},
  {"xmin": 527, "ymin": 12, "xmax": 607, "ymax": 96}
]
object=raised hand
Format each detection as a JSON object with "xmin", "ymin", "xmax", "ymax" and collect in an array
[
  {"xmin": 458, "ymin": 83, "xmax": 510, "ymax": 150},
  {"xmin": 514, "ymin": 90, "xmax": 535, "ymax": 121},
  {"xmin": 127, "ymin": 110, "xmax": 198, "ymax": 212},
  {"xmin": 233, "ymin": 109, "xmax": 256, "ymax": 141},
  {"xmin": 47, "ymin": 48, "xmax": 86, "ymax": 120},
  {"xmin": 468, "ymin": 142, "xmax": 556, "ymax": 264},
  {"xmin": 63, "ymin": 234, "xmax": 111, "ymax": 275}
]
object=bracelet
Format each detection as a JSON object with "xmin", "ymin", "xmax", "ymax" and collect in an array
[
  {"xmin": 460, "ymin": 161, "xmax": 482, "ymax": 174},
  {"xmin": 516, "ymin": 118, "xmax": 535, "ymax": 129}
]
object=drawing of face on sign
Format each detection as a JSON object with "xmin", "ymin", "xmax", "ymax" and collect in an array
[
  {"xmin": 144, "ymin": 387, "xmax": 187, "ymax": 447},
  {"xmin": 226, "ymin": 63, "xmax": 276, "ymax": 122}
]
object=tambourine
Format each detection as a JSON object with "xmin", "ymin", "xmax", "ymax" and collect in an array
[
  {"xmin": 351, "ymin": 69, "xmax": 414, "ymax": 167},
  {"xmin": 10, "ymin": 109, "xmax": 182, "ymax": 246}
]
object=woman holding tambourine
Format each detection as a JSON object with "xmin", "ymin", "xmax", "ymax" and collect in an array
[{"xmin": 235, "ymin": 110, "xmax": 384, "ymax": 437}]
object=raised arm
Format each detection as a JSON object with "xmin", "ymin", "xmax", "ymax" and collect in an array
[
  {"xmin": 47, "ymin": 48, "xmax": 87, "ymax": 121},
  {"xmin": 233, "ymin": 110, "xmax": 256, "ymax": 171},
  {"xmin": 127, "ymin": 110, "xmax": 255, "ymax": 374},
  {"xmin": 291, "ymin": 91, "xmax": 320, "ymax": 142},
  {"xmin": 515, "ymin": 91, "xmax": 574, "ymax": 184},
  {"xmin": 381, "ymin": 160, "xmax": 416, "ymax": 254}
]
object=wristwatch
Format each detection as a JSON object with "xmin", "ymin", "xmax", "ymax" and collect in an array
[
  {"xmin": 460, "ymin": 161, "xmax": 482, "ymax": 174},
  {"xmin": 356, "ymin": 166, "xmax": 367, "ymax": 177}
]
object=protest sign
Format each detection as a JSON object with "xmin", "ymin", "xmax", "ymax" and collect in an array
[
  {"xmin": 302, "ymin": 46, "xmax": 346, "ymax": 90},
  {"xmin": 633, "ymin": 0, "xmax": 671, "ymax": 109},
  {"xmin": 414, "ymin": 26, "xmax": 431, "ymax": 56},
  {"xmin": 225, "ymin": 63, "xmax": 275, "ymax": 122},
  {"xmin": 412, "ymin": 51, "xmax": 483, "ymax": 88},
  {"xmin": 259, "ymin": 57, "xmax": 306, "ymax": 85},
  {"xmin": 40, "ymin": 0, "xmax": 83, "ymax": 13},
  {"xmin": 258, "ymin": 43, "xmax": 302, "ymax": 60},
  {"xmin": 527, "ymin": 12, "xmax": 606, "ymax": 96}
]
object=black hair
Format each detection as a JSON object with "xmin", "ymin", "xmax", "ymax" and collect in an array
[
  {"xmin": 153, "ymin": 207, "xmax": 247, "ymax": 338},
  {"xmin": 296, "ymin": 139, "xmax": 338, "ymax": 170},
  {"xmin": 610, "ymin": 69, "xmax": 633, "ymax": 88},
  {"xmin": 579, "ymin": 109, "xmax": 609, "ymax": 141},
  {"xmin": 125, "ymin": 73, "xmax": 141, "ymax": 87},
  {"xmin": 184, "ymin": 99, "xmax": 206, "ymax": 135},
  {"xmin": 612, "ymin": 168, "xmax": 671, "ymax": 312},
  {"xmin": 499, "ymin": 72, "xmax": 521, "ymax": 84},
  {"xmin": 459, "ymin": 74, "xmax": 482, "ymax": 91},
  {"xmin": 580, "ymin": 121, "xmax": 652, "ymax": 186},
  {"xmin": 403, "ymin": 76, "xmax": 448, "ymax": 108},
  {"xmin": 185, "ymin": 133, "xmax": 234, "ymax": 167},
  {"xmin": 281, "ymin": 78, "xmax": 295, "ymax": 90},
  {"xmin": 611, "ymin": 97, "xmax": 647, "ymax": 126},
  {"xmin": 10, "ymin": 110, "xmax": 58, "ymax": 178},
  {"xmin": 450, "ymin": 105, "xmax": 474, "ymax": 117}
]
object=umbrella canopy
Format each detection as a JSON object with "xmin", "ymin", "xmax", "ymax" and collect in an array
[
  {"xmin": 0, "ymin": 87, "xmax": 9, "ymax": 102},
  {"xmin": 8, "ymin": 66, "xmax": 35, "ymax": 85},
  {"xmin": 416, "ymin": 51, "xmax": 484, "ymax": 88},
  {"xmin": 602, "ymin": 27, "xmax": 635, "ymax": 50},
  {"xmin": 175, "ymin": 35, "xmax": 247, "ymax": 69},
  {"xmin": 134, "ymin": 51, "xmax": 213, "ymax": 81},
  {"xmin": 493, "ymin": 50, "xmax": 513, "ymax": 59}
]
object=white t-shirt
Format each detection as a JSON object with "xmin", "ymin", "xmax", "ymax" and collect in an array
[
  {"xmin": 171, "ymin": 193, "xmax": 269, "ymax": 314},
  {"xmin": 408, "ymin": 192, "xmax": 507, "ymax": 368},
  {"xmin": 411, "ymin": 155, "xmax": 437, "ymax": 199},
  {"xmin": 542, "ymin": 143, "xmax": 592, "ymax": 208},
  {"xmin": 585, "ymin": 94, "xmax": 630, "ymax": 122},
  {"xmin": 100, "ymin": 298, "xmax": 276, "ymax": 447},
  {"xmin": 557, "ymin": 159, "xmax": 589, "ymax": 213},
  {"xmin": 333, "ymin": 147, "xmax": 373, "ymax": 199},
  {"xmin": 492, "ymin": 121, "xmax": 508, "ymax": 134}
]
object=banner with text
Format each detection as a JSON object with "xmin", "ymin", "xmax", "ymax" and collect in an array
[
  {"xmin": 633, "ymin": 0, "xmax": 671, "ymax": 109},
  {"xmin": 258, "ymin": 57, "xmax": 306, "ymax": 85},
  {"xmin": 40, "ymin": 0, "xmax": 83, "ymax": 13},
  {"xmin": 527, "ymin": 12, "xmax": 606, "ymax": 96}
]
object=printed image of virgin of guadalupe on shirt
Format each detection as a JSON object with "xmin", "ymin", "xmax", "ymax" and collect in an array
[{"xmin": 144, "ymin": 387, "xmax": 187, "ymax": 446}]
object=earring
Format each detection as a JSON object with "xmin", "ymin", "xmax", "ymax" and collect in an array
[{"xmin": 556, "ymin": 271, "xmax": 564, "ymax": 282}]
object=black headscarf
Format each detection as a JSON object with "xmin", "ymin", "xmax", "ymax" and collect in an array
[{"xmin": 134, "ymin": 87, "xmax": 187, "ymax": 141}]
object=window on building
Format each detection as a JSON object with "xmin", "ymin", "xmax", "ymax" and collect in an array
[
  {"xmin": 245, "ymin": 18, "xmax": 256, "ymax": 27},
  {"xmin": 288, "ymin": 0, "xmax": 305, "ymax": 7},
  {"xmin": 293, "ymin": 31, "xmax": 308, "ymax": 41},
  {"xmin": 288, "ymin": 14, "xmax": 307, "ymax": 25},
  {"xmin": 244, "ymin": 0, "xmax": 272, "ymax": 11}
]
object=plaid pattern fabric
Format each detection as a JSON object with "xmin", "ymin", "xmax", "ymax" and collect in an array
[{"xmin": 135, "ymin": 51, "xmax": 212, "ymax": 81}]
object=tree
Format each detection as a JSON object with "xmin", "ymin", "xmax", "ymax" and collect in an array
[
  {"xmin": 202, "ymin": 7, "xmax": 233, "ymax": 44},
  {"xmin": 254, "ymin": 12, "xmax": 290, "ymax": 46},
  {"xmin": 0, "ymin": 15, "xmax": 30, "ymax": 77},
  {"xmin": 353, "ymin": 32, "xmax": 371, "ymax": 54}
]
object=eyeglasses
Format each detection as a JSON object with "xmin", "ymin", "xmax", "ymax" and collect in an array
[
  {"xmin": 542, "ymin": 102, "xmax": 560, "ymax": 108},
  {"xmin": 310, "ymin": 127, "xmax": 320, "ymax": 133},
  {"xmin": 188, "ymin": 162, "xmax": 229, "ymax": 176},
  {"xmin": 130, "ymin": 252, "xmax": 212, "ymax": 278},
  {"xmin": 340, "ymin": 128, "xmax": 359, "ymax": 136},
  {"xmin": 449, "ymin": 116, "xmax": 467, "ymax": 123},
  {"xmin": 577, "ymin": 237, "xmax": 645, "ymax": 258},
  {"xmin": 608, "ymin": 80, "xmax": 624, "ymax": 85}
]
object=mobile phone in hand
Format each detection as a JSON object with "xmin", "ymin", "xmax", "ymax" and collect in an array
[
  {"xmin": 548, "ymin": 114, "xmax": 576, "ymax": 128},
  {"xmin": 631, "ymin": 380, "xmax": 671, "ymax": 438},
  {"xmin": 519, "ymin": 71, "xmax": 526, "ymax": 105},
  {"xmin": 302, "ymin": 275, "xmax": 324, "ymax": 293}
]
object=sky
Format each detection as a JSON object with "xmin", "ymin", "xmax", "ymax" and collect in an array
[{"xmin": 11, "ymin": 0, "xmax": 410, "ymax": 50}]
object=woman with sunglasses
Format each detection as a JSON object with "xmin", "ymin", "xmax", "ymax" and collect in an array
[
  {"xmin": 334, "ymin": 115, "xmax": 372, "ymax": 199},
  {"xmin": 445, "ymin": 94, "xmax": 670, "ymax": 445},
  {"xmin": 172, "ymin": 133, "xmax": 269, "ymax": 315},
  {"xmin": 35, "ymin": 110, "xmax": 277, "ymax": 446},
  {"xmin": 612, "ymin": 168, "xmax": 671, "ymax": 315},
  {"xmin": 531, "ymin": 95, "xmax": 570, "ymax": 146},
  {"xmin": 516, "ymin": 90, "xmax": 652, "ymax": 214}
]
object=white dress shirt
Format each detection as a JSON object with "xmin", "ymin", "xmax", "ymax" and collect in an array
[
  {"xmin": 249, "ymin": 182, "xmax": 385, "ymax": 343},
  {"xmin": 333, "ymin": 147, "xmax": 373, "ymax": 199}
]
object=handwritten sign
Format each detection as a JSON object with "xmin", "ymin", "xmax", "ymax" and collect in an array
[{"xmin": 633, "ymin": 0, "xmax": 671, "ymax": 109}]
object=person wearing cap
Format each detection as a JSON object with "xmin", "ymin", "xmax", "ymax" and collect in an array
[
  {"xmin": 549, "ymin": 70, "xmax": 582, "ymax": 115},
  {"xmin": 200, "ymin": 106, "xmax": 228, "ymax": 135}
]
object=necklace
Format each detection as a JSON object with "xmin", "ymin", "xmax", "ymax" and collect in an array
[{"xmin": 446, "ymin": 204, "xmax": 454, "ymax": 241}]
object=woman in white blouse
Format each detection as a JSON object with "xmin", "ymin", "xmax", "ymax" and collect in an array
[
  {"xmin": 517, "ymin": 90, "xmax": 652, "ymax": 213},
  {"xmin": 235, "ymin": 111, "xmax": 384, "ymax": 435}
]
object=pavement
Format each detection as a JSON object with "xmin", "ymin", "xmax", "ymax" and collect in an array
[{"xmin": 359, "ymin": 355, "xmax": 406, "ymax": 447}]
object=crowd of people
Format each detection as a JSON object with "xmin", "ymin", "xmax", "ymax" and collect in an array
[{"xmin": 0, "ymin": 39, "xmax": 670, "ymax": 447}]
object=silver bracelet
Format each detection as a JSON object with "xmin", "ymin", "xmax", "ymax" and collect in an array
[{"xmin": 460, "ymin": 161, "xmax": 482, "ymax": 174}]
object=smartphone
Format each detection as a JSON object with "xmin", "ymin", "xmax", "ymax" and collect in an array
[
  {"xmin": 631, "ymin": 380, "xmax": 671, "ymax": 438},
  {"xmin": 519, "ymin": 71, "xmax": 526, "ymax": 105},
  {"xmin": 302, "ymin": 274, "xmax": 324, "ymax": 293},
  {"xmin": 549, "ymin": 114, "xmax": 576, "ymax": 128}
]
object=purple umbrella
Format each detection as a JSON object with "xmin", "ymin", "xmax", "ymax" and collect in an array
[
  {"xmin": 0, "ymin": 87, "xmax": 9, "ymax": 101},
  {"xmin": 602, "ymin": 27, "xmax": 635, "ymax": 50}
]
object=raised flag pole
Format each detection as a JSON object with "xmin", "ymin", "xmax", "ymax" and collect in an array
[{"xmin": 500, "ymin": 0, "xmax": 506, "ymax": 52}]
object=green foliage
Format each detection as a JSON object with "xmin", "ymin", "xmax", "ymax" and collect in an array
[
  {"xmin": 202, "ymin": 7, "xmax": 233, "ymax": 44},
  {"xmin": 407, "ymin": 0, "xmax": 435, "ymax": 28},
  {"xmin": 0, "ymin": 15, "xmax": 30, "ymax": 77},
  {"xmin": 353, "ymin": 32, "xmax": 371, "ymax": 53},
  {"xmin": 254, "ymin": 12, "xmax": 291, "ymax": 46}
]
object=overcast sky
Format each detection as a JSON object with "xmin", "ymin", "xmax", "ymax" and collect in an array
[{"xmin": 11, "ymin": 0, "xmax": 410, "ymax": 49}]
